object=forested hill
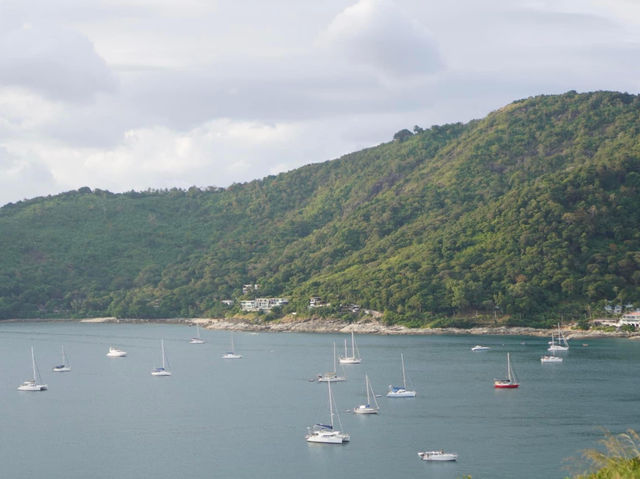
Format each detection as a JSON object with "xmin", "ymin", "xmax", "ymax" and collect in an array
[{"xmin": 1, "ymin": 90, "xmax": 640, "ymax": 326}]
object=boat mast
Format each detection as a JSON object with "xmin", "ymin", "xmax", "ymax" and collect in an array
[
  {"xmin": 351, "ymin": 331, "xmax": 355, "ymax": 358},
  {"xmin": 333, "ymin": 342, "xmax": 337, "ymax": 372},
  {"xmin": 365, "ymin": 374, "xmax": 371, "ymax": 404},
  {"xmin": 344, "ymin": 338, "xmax": 348, "ymax": 358},
  {"xmin": 161, "ymin": 339, "xmax": 166, "ymax": 369},
  {"xmin": 401, "ymin": 353, "xmax": 407, "ymax": 388},
  {"xmin": 328, "ymin": 380, "xmax": 334, "ymax": 428},
  {"xmin": 31, "ymin": 346, "xmax": 37, "ymax": 382}
]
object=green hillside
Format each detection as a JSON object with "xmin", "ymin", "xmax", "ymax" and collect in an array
[{"xmin": 1, "ymin": 91, "xmax": 639, "ymax": 326}]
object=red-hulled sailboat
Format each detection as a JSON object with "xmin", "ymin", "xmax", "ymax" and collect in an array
[{"xmin": 494, "ymin": 353, "xmax": 519, "ymax": 389}]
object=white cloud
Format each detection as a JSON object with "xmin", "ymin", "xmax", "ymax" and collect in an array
[{"xmin": 318, "ymin": 0, "xmax": 442, "ymax": 76}]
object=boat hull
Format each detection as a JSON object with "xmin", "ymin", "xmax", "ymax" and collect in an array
[
  {"xmin": 387, "ymin": 388, "xmax": 416, "ymax": 398},
  {"xmin": 317, "ymin": 375, "xmax": 346, "ymax": 382},
  {"xmin": 354, "ymin": 406, "xmax": 378, "ymax": 414},
  {"xmin": 151, "ymin": 370, "xmax": 171, "ymax": 376},
  {"xmin": 222, "ymin": 353, "xmax": 242, "ymax": 359},
  {"xmin": 494, "ymin": 381, "xmax": 519, "ymax": 389},
  {"xmin": 339, "ymin": 357, "xmax": 361, "ymax": 364},
  {"xmin": 107, "ymin": 348, "xmax": 127, "ymax": 357},
  {"xmin": 52, "ymin": 366, "xmax": 71, "ymax": 372},
  {"xmin": 189, "ymin": 338, "xmax": 205, "ymax": 344},
  {"xmin": 541, "ymin": 356, "xmax": 563, "ymax": 363},
  {"xmin": 306, "ymin": 431, "xmax": 350, "ymax": 444},
  {"xmin": 18, "ymin": 382, "xmax": 47, "ymax": 391}
]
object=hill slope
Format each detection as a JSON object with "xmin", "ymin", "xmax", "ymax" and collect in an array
[{"xmin": 1, "ymin": 91, "xmax": 639, "ymax": 325}]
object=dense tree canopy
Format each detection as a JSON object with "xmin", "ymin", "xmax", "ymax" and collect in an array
[{"xmin": 1, "ymin": 91, "xmax": 639, "ymax": 326}]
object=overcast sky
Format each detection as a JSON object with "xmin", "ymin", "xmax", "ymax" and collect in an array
[{"xmin": 1, "ymin": 0, "xmax": 639, "ymax": 206}]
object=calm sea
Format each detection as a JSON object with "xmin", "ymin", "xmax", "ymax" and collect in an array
[{"xmin": 1, "ymin": 321, "xmax": 639, "ymax": 479}]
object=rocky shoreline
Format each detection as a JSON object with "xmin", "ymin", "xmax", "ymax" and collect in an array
[{"xmin": 71, "ymin": 316, "xmax": 640, "ymax": 339}]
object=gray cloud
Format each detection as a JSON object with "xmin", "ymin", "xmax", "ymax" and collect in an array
[{"xmin": 0, "ymin": 24, "xmax": 116, "ymax": 103}]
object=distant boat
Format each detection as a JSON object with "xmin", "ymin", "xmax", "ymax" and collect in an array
[
  {"xmin": 151, "ymin": 339, "xmax": 172, "ymax": 376},
  {"xmin": 222, "ymin": 333, "xmax": 242, "ymax": 359},
  {"xmin": 18, "ymin": 347, "xmax": 48, "ymax": 391},
  {"xmin": 418, "ymin": 450, "xmax": 458, "ymax": 461},
  {"xmin": 541, "ymin": 354, "xmax": 563, "ymax": 363},
  {"xmin": 387, "ymin": 353, "xmax": 416, "ymax": 397},
  {"xmin": 317, "ymin": 342, "xmax": 346, "ymax": 382},
  {"xmin": 339, "ymin": 331, "xmax": 361, "ymax": 364},
  {"xmin": 494, "ymin": 353, "xmax": 519, "ymax": 388},
  {"xmin": 354, "ymin": 374, "xmax": 379, "ymax": 414},
  {"xmin": 52, "ymin": 345, "xmax": 71, "ymax": 372},
  {"xmin": 306, "ymin": 380, "xmax": 350, "ymax": 444},
  {"xmin": 106, "ymin": 346, "xmax": 127, "ymax": 357},
  {"xmin": 471, "ymin": 345, "xmax": 490, "ymax": 351},
  {"xmin": 190, "ymin": 324, "xmax": 205, "ymax": 344},
  {"xmin": 548, "ymin": 324, "xmax": 569, "ymax": 351}
]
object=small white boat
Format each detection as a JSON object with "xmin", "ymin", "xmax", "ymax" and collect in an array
[
  {"xmin": 418, "ymin": 450, "xmax": 458, "ymax": 461},
  {"xmin": 354, "ymin": 374, "xmax": 379, "ymax": 414},
  {"xmin": 52, "ymin": 345, "xmax": 71, "ymax": 372},
  {"xmin": 18, "ymin": 347, "xmax": 48, "ymax": 391},
  {"xmin": 317, "ymin": 342, "xmax": 346, "ymax": 382},
  {"xmin": 106, "ymin": 346, "xmax": 127, "ymax": 357},
  {"xmin": 339, "ymin": 331, "xmax": 361, "ymax": 364},
  {"xmin": 387, "ymin": 353, "xmax": 416, "ymax": 397},
  {"xmin": 222, "ymin": 333, "xmax": 242, "ymax": 359},
  {"xmin": 151, "ymin": 339, "xmax": 172, "ymax": 376},
  {"xmin": 471, "ymin": 345, "xmax": 490, "ymax": 351},
  {"xmin": 306, "ymin": 380, "xmax": 350, "ymax": 444},
  {"xmin": 541, "ymin": 354, "xmax": 563, "ymax": 363},
  {"xmin": 189, "ymin": 323, "xmax": 205, "ymax": 344}
]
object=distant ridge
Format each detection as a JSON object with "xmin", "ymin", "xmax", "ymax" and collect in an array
[{"xmin": 1, "ymin": 90, "xmax": 639, "ymax": 327}]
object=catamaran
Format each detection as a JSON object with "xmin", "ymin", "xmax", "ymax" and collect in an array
[
  {"xmin": 339, "ymin": 331, "xmax": 361, "ymax": 364},
  {"xmin": 222, "ymin": 333, "xmax": 242, "ymax": 359},
  {"xmin": 494, "ymin": 352, "xmax": 519, "ymax": 388},
  {"xmin": 190, "ymin": 323, "xmax": 205, "ymax": 344},
  {"xmin": 151, "ymin": 339, "xmax": 172, "ymax": 376},
  {"xmin": 317, "ymin": 342, "xmax": 346, "ymax": 382},
  {"xmin": 354, "ymin": 374, "xmax": 379, "ymax": 414},
  {"xmin": 306, "ymin": 380, "xmax": 350, "ymax": 444},
  {"xmin": 387, "ymin": 353, "xmax": 416, "ymax": 397},
  {"xmin": 52, "ymin": 345, "xmax": 71, "ymax": 372},
  {"xmin": 18, "ymin": 347, "xmax": 48, "ymax": 391}
]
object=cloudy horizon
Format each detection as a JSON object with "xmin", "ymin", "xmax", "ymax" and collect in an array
[{"xmin": 1, "ymin": 0, "xmax": 639, "ymax": 206}]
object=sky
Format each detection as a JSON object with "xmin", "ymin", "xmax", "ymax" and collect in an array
[{"xmin": 1, "ymin": 0, "xmax": 639, "ymax": 206}]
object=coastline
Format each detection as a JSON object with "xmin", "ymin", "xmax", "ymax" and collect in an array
[{"xmin": 65, "ymin": 316, "xmax": 640, "ymax": 339}]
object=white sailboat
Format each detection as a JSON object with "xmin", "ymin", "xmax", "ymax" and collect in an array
[
  {"xmin": 547, "ymin": 325, "xmax": 569, "ymax": 351},
  {"xmin": 354, "ymin": 374, "xmax": 379, "ymax": 414},
  {"xmin": 222, "ymin": 333, "xmax": 242, "ymax": 359},
  {"xmin": 306, "ymin": 380, "xmax": 350, "ymax": 444},
  {"xmin": 151, "ymin": 339, "xmax": 172, "ymax": 376},
  {"xmin": 190, "ymin": 323, "xmax": 205, "ymax": 344},
  {"xmin": 18, "ymin": 347, "xmax": 48, "ymax": 391},
  {"xmin": 106, "ymin": 346, "xmax": 127, "ymax": 357},
  {"xmin": 339, "ymin": 331, "xmax": 361, "ymax": 364},
  {"xmin": 541, "ymin": 353, "xmax": 563, "ymax": 363},
  {"xmin": 52, "ymin": 345, "xmax": 71, "ymax": 372},
  {"xmin": 418, "ymin": 450, "xmax": 458, "ymax": 461},
  {"xmin": 317, "ymin": 342, "xmax": 346, "ymax": 382},
  {"xmin": 387, "ymin": 353, "xmax": 416, "ymax": 397}
]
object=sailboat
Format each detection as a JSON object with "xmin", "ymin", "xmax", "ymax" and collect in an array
[
  {"xmin": 52, "ymin": 345, "xmax": 71, "ymax": 372},
  {"xmin": 547, "ymin": 325, "xmax": 569, "ymax": 351},
  {"xmin": 306, "ymin": 380, "xmax": 350, "ymax": 444},
  {"xmin": 151, "ymin": 339, "xmax": 172, "ymax": 376},
  {"xmin": 190, "ymin": 323, "xmax": 205, "ymax": 344},
  {"xmin": 387, "ymin": 353, "xmax": 416, "ymax": 397},
  {"xmin": 354, "ymin": 374, "xmax": 379, "ymax": 414},
  {"xmin": 317, "ymin": 342, "xmax": 346, "ymax": 382},
  {"xmin": 494, "ymin": 352, "xmax": 519, "ymax": 388},
  {"xmin": 18, "ymin": 347, "xmax": 48, "ymax": 391},
  {"xmin": 541, "ymin": 352, "xmax": 563, "ymax": 363},
  {"xmin": 222, "ymin": 333, "xmax": 242, "ymax": 359},
  {"xmin": 339, "ymin": 331, "xmax": 361, "ymax": 364}
]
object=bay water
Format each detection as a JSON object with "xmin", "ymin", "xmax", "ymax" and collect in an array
[{"xmin": 1, "ymin": 321, "xmax": 639, "ymax": 478}]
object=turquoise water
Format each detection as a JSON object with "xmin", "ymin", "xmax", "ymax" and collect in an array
[{"xmin": 1, "ymin": 321, "xmax": 639, "ymax": 479}]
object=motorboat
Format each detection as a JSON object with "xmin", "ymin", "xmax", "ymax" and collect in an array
[
  {"xmin": 418, "ymin": 450, "xmax": 458, "ymax": 461},
  {"xmin": 471, "ymin": 345, "xmax": 490, "ymax": 351},
  {"xmin": 106, "ymin": 346, "xmax": 127, "ymax": 357}
]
